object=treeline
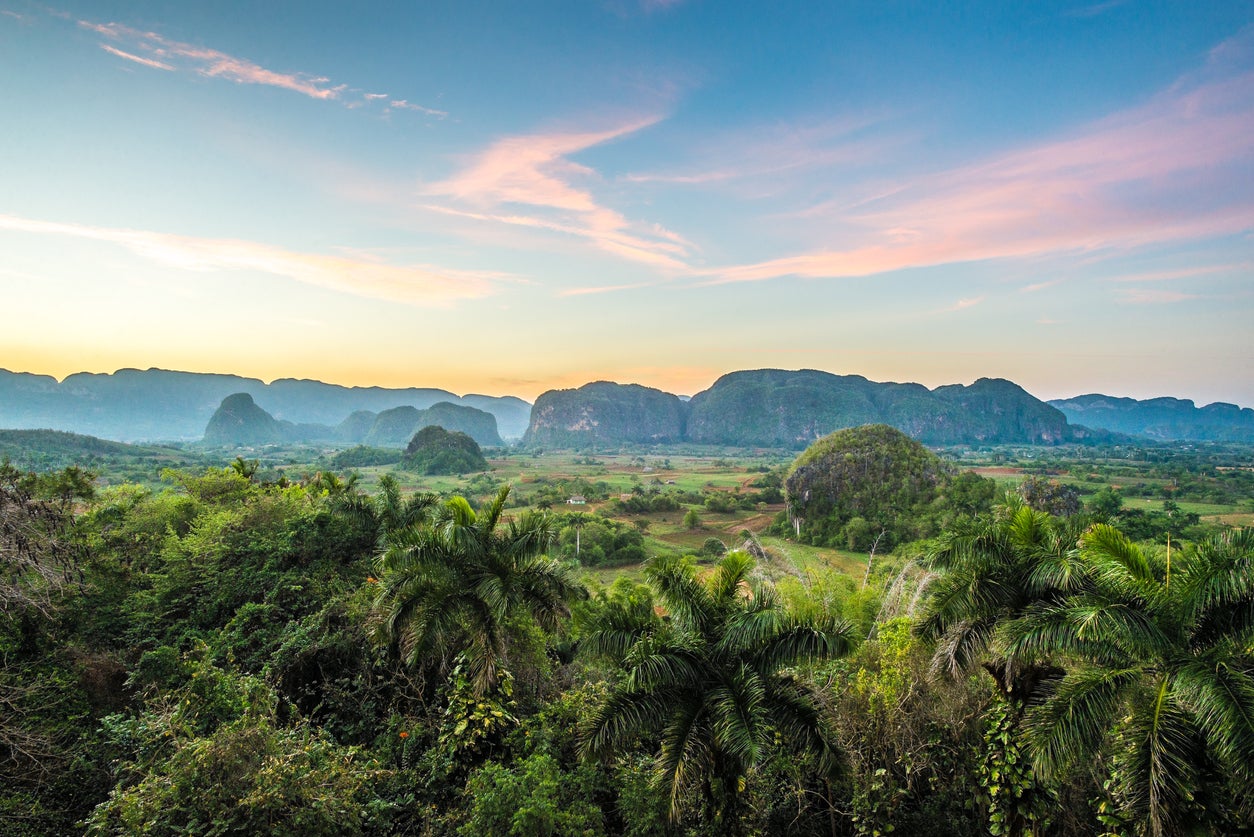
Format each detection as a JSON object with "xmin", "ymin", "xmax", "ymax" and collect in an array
[{"xmin": 1, "ymin": 458, "xmax": 1251, "ymax": 836}]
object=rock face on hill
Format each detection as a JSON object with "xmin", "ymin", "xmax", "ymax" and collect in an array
[
  {"xmin": 1049, "ymin": 394, "xmax": 1254, "ymax": 442},
  {"xmin": 523, "ymin": 382, "xmax": 686, "ymax": 447}
]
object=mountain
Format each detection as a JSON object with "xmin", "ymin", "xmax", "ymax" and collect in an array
[
  {"xmin": 0, "ymin": 368, "xmax": 530, "ymax": 443},
  {"xmin": 578, "ymin": 369, "xmax": 1075, "ymax": 449},
  {"xmin": 363, "ymin": 406, "xmax": 424, "ymax": 447},
  {"xmin": 1049, "ymin": 394, "xmax": 1254, "ymax": 442},
  {"xmin": 202, "ymin": 396, "xmax": 504, "ymax": 448},
  {"xmin": 202, "ymin": 393, "xmax": 329, "ymax": 446},
  {"xmin": 523, "ymin": 382, "xmax": 686, "ymax": 447},
  {"xmin": 928, "ymin": 378, "xmax": 1070, "ymax": 444},
  {"xmin": 460, "ymin": 394, "xmax": 532, "ymax": 440},
  {"xmin": 420, "ymin": 402, "xmax": 504, "ymax": 447}
]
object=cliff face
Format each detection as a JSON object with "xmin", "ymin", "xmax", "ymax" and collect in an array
[{"xmin": 523, "ymin": 382, "xmax": 686, "ymax": 447}]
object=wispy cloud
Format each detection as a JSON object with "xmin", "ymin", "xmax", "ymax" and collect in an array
[
  {"xmin": 705, "ymin": 31, "xmax": 1254, "ymax": 285},
  {"xmin": 1021, "ymin": 277, "xmax": 1068, "ymax": 293},
  {"xmin": 100, "ymin": 44, "xmax": 173, "ymax": 71},
  {"xmin": 78, "ymin": 17, "xmax": 444, "ymax": 115},
  {"xmin": 0, "ymin": 214, "xmax": 491, "ymax": 305},
  {"xmin": 423, "ymin": 117, "xmax": 693, "ymax": 270},
  {"xmin": 1066, "ymin": 0, "xmax": 1130, "ymax": 19},
  {"xmin": 1105, "ymin": 263, "xmax": 1249, "ymax": 282},
  {"xmin": 623, "ymin": 114, "xmax": 892, "ymax": 193},
  {"xmin": 1116, "ymin": 288, "xmax": 1201, "ymax": 304},
  {"xmin": 937, "ymin": 296, "xmax": 985, "ymax": 314}
]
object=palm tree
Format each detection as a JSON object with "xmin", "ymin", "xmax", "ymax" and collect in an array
[
  {"xmin": 374, "ymin": 485, "xmax": 582, "ymax": 693},
  {"xmin": 914, "ymin": 496, "xmax": 1087, "ymax": 836},
  {"xmin": 582, "ymin": 551, "xmax": 855, "ymax": 833},
  {"xmin": 1004, "ymin": 525, "xmax": 1254, "ymax": 837},
  {"xmin": 915, "ymin": 495, "xmax": 1085, "ymax": 696},
  {"xmin": 337, "ymin": 473, "xmax": 437, "ymax": 547}
]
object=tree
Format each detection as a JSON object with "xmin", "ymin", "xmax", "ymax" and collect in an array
[
  {"xmin": 1017, "ymin": 476, "xmax": 1081, "ymax": 517},
  {"xmin": 374, "ymin": 485, "xmax": 582, "ymax": 693},
  {"xmin": 571, "ymin": 512, "xmax": 587, "ymax": 561},
  {"xmin": 1, "ymin": 463, "xmax": 90, "ymax": 617},
  {"xmin": 582, "ymin": 551, "xmax": 855, "ymax": 833},
  {"xmin": 682, "ymin": 508, "xmax": 701, "ymax": 530},
  {"xmin": 1005, "ymin": 526, "xmax": 1254, "ymax": 836},
  {"xmin": 915, "ymin": 496, "xmax": 1087, "ymax": 835},
  {"xmin": 337, "ymin": 473, "xmax": 436, "ymax": 548}
]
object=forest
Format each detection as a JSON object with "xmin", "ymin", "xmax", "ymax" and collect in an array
[{"xmin": 1, "ymin": 429, "xmax": 1252, "ymax": 837}]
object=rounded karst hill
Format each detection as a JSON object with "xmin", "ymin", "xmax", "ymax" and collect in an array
[
  {"xmin": 403, "ymin": 425, "xmax": 489, "ymax": 475},
  {"xmin": 784, "ymin": 424, "xmax": 962, "ymax": 550}
]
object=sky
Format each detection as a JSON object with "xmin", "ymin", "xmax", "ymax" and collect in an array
[{"xmin": 1, "ymin": 1, "xmax": 1252, "ymax": 407}]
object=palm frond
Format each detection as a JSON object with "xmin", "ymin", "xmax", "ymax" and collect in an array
[
  {"xmin": 1026, "ymin": 664, "xmax": 1139, "ymax": 780},
  {"xmin": 708, "ymin": 665, "xmax": 768, "ymax": 766},
  {"xmin": 748, "ymin": 617, "xmax": 857, "ymax": 673}
]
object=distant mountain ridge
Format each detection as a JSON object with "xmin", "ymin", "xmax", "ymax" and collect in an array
[
  {"xmin": 1049, "ymin": 394, "xmax": 1254, "ymax": 442},
  {"xmin": 3, "ymin": 366, "xmax": 1250, "ymax": 447},
  {"xmin": 527, "ymin": 370, "xmax": 1084, "ymax": 448},
  {"xmin": 0, "ymin": 367, "xmax": 530, "ymax": 442},
  {"xmin": 203, "ymin": 395, "xmax": 504, "ymax": 448}
]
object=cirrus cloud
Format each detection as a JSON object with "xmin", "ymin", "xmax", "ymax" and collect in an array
[{"xmin": 0, "ymin": 214, "xmax": 493, "ymax": 306}]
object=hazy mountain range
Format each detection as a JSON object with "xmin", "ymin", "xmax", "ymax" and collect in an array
[
  {"xmin": 1, "ymin": 367, "xmax": 1251, "ymax": 448},
  {"xmin": 0, "ymin": 368, "xmax": 531, "ymax": 441}
]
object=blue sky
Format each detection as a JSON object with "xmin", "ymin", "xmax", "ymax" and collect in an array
[{"xmin": 1, "ymin": 0, "xmax": 1251, "ymax": 405}]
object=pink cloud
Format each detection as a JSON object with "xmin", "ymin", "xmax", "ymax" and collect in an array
[
  {"xmin": 424, "ymin": 118, "xmax": 694, "ymax": 270},
  {"xmin": 0, "ymin": 214, "xmax": 491, "ymax": 305},
  {"xmin": 82, "ymin": 20, "xmax": 342, "ymax": 99},
  {"xmin": 99, "ymin": 44, "xmax": 173, "ymax": 71},
  {"xmin": 79, "ymin": 17, "xmax": 442, "ymax": 113},
  {"xmin": 705, "ymin": 36, "xmax": 1254, "ymax": 284}
]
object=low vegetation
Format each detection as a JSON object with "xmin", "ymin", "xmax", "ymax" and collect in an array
[{"xmin": 2, "ymin": 429, "xmax": 1252, "ymax": 835}]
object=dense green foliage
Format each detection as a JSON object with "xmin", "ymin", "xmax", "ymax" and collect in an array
[
  {"xmin": 583, "ymin": 552, "xmax": 855, "ymax": 833},
  {"xmin": 1, "ymin": 435, "xmax": 1250, "ymax": 836},
  {"xmin": 783, "ymin": 424, "xmax": 996, "ymax": 550},
  {"xmin": 402, "ymin": 426, "xmax": 489, "ymax": 475}
]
